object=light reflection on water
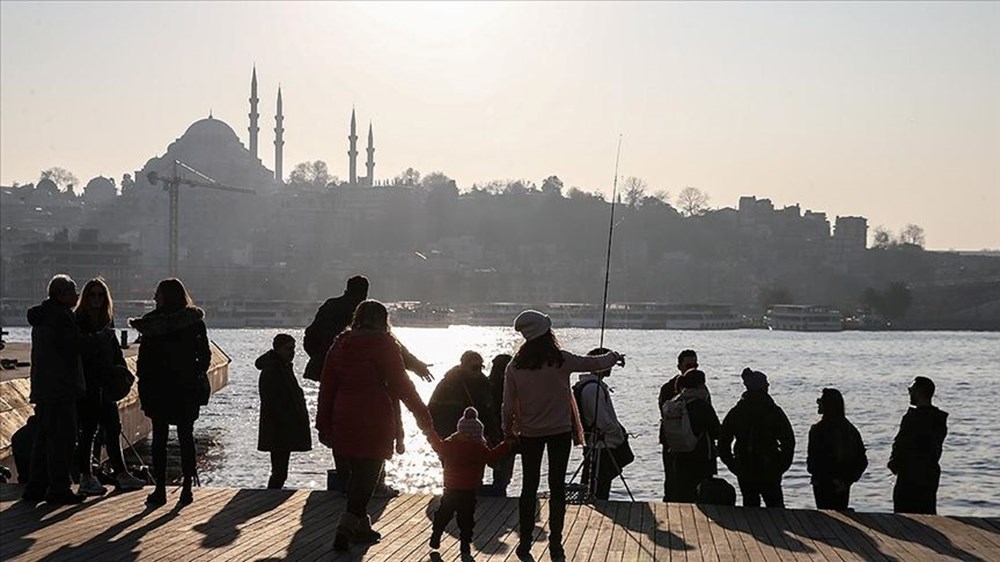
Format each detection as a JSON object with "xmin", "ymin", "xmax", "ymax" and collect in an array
[{"xmin": 198, "ymin": 327, "xmax": 999, "ymax": 516}]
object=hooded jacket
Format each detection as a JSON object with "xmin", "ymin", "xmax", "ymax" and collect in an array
[
  {"xmin": 429, "ymin": 365, "xmax": 498, "ymax": 442},
  {"xmin": 433, "ymin": 433, "xmax": 512, "ymax": 491},
  {"xmin": 77, "ymin": 314, "xmax": 127, "ymax": 403},
  {"xmin": 718, "ymin": 390, "xmax": 795, "ymax": 481},
  {"xmin": 256, "ymin": 350, "xmax": 312, "ymax": 452},
  {"xmin": 316, "ymin": 330, "xmax": 433, "ymax": 460},
  {"xmin": 807, "ymin": 416, "xmax": 868, "ymax": 484},
  {"xmin": 130, "ymin": 306, "xmax": 211, "ymax": 423},
  {"xmin": 888, "ymin": 405, "xmax": 948, "ymax": 484},
  {"xmin": 27, "ymin": 298, "xmax": 85, "ymax": 403}
]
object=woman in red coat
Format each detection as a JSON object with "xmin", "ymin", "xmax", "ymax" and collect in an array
[{"xmin": 316, "ymin": 299, "xmax": 435, "ymax": 551}]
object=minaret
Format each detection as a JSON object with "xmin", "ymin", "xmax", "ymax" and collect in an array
[
  {"xmin": 366, "ymin": 122, "xmax": 375, "ymax": 187},
  {"xmin": 348, "ymin": 108, "xmax": 358, "ymax": 185},
  {"xmin": 248, "ymin": 66, "xmax": 259, "ymax": 160},
  {"xmin": 274, "ymin": 86, "xmax": 284, "ymax": 182}
]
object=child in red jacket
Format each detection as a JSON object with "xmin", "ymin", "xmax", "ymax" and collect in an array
[{"xmin": 430, "ymin": 407, "xmax": 512, "ymax": 556}]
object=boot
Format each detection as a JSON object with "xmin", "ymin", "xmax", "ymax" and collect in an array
[
  {"xmin": 549, "ymin": 538, "xmax": 565, "ymax": 562},
  {"xmin": 179, "ymin": 476, "xmax": 193, "ymax": 506},
  {"xmin": 352, "ymin": 514, "xmax": 382, "ymax": 544},
  {"xmin": 334, "ymin": 512, "xmax": 360, "ymax": 551},
  {"xmin": 429, "ymin": 529, "xmax": 442, "ymax": 550},
  {"xmin": 145, "ymin": 486, "xmax": 166, "ymax": 507}
]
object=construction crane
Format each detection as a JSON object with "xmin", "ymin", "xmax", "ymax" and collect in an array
[{"xmin": 147, "ymin": 160, "xmax": 256, "ymax": 276}]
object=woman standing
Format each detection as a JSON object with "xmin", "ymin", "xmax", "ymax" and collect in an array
[
  {"xmin": 74, "ymin": 278, "xmax": 145, "ymax": 495},
  {"xmin": 807, "ymin": 388, "xmax": 868, "ymax": 510},
  {"xmin": 316, "ymin": 300, "xmax": 435, "ymax": 551},
  {"xmin": 130, "ymin": 278, "xmax": 211, "ymax": 507},
  {"xmin": 256, "ymin": 333, "xmax": 311, "ymax": 489},
  {"xmin": 502, "ymin": 310, "xmax": 623, "ymax": 561}
]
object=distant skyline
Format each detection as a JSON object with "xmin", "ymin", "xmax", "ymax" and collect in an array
[{"xmin": 1, "ymin": 1, "xmax": 997, "ymax": 250}]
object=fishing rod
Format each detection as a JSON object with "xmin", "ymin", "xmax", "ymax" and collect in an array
[{"xmin": 599, "ymin": 135, "xmax": 623, "ymax": 348}]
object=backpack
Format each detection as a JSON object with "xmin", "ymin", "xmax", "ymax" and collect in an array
[
  {"xmin": 661, "ymin": 396, "xmax": 698, "ymax": 453},
  {"xmin": 572, "ymin": 379, "xmax": 600, "ymax": 431},
  {"xmin": 697, "ymin": 477, "xmax": 737, "ymax": 506}
]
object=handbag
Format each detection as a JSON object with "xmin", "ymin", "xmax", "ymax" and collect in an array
[{"xmin": 610, "ymin": 425, "xmax": 635, "ymax": 469}]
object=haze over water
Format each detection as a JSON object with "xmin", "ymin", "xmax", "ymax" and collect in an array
[{"xmin": 105, "ymin": 326, "xmax": 999, "ymax": 517}]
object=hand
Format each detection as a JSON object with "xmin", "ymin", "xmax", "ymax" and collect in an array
[
  {"xmin": 395, "ymin": 440, "xmax": 406, "ymax": 455},
  {"xmin": 614, "ymin": 352, "xmax": 626, "ymax": 367},
  {"xmin": 415, "ymin": 363, "xmax": 435, "ymax": 383}
]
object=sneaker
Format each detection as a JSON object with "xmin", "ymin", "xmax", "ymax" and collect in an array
[
  {"xmin": 549, "ymin": 542, "xmax": 566, "ymax": 562},
  {"xmin": 78, "ymin": 475, "xmax": 108, "ymax": 497},
  {"xmin": 429, "ymin": 530, "xmax": 442, "ymax": 550},
  {"xmin": 372, "ymin": 482, "xmax": 400, "ymax": 498},
  {"xmin": 333, "ymin": 532, "xmax": 351, "ymax": 552},
  {"xmin": 115, "ymin": 473, "xmax": 146, "ymax": 492},
  {"xmin": 145, "ymin": 488, "xmax": 167, "ymax": 507},
  {"xmin": 352, "ymin": 528, "xmax": 381, "ymax": 544},
  {"xmin": 46, "ymin": 491, "xmax": 86, "ymax": 505},
  {"xmin": 516, "ymin": 541, "xmax": 532, "ymax": 560}
]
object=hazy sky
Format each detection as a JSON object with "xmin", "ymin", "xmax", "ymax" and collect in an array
[{"xmin": 2, "ymin": 2, "xmax": 997, "ymax": 249}]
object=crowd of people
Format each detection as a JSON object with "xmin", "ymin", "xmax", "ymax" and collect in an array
[{"xmin": 16, "ymin": 273, "xmax": 950, "ymax": 562}]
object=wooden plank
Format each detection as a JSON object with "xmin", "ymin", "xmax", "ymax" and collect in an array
[
  {"xmin": 699, "ymin": 504, "xmax": 735, "ymax": 562},
  {"xmin": 562, "ymin": 504, "xmax": 595, "ymax": 562},
  {"xmin": 527, "ymin": 498, "xmax": 554, "ymax": 561},
  {"xmin": 636, "ymin": 502, "xmax": 655, "ymax": 562},
  {"xmin": 785, "ymin": 509, "xmax": 847, "ymax": 562},
  {"xmin": 479, "ymin": 495, "xmax": 522, "ymax": 562},
  {"xmin": 608, "ymin": 501, "xmax": 632, "ymax": 562},
  {"xmin": 622, "ymin": 501, "xmax": 645, "ymax": 562}
]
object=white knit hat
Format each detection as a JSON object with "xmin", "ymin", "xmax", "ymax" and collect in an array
[
  {"xmin": 457, "ymin": 407, "xmax": 484, "ymax": 439},
  {"xmin": 514, "ymin": 310, "xmax": 551, "ymax": 341}
]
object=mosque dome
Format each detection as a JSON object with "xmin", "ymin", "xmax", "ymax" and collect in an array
[
  {"xmin": 85, "ymin": 176, "xmax": 115, "ymax": 192},
  {"xmin": 181, "ymin": 116, "xmax": 240, "ymax": 144},
  {"xmin": 36, "ymin": 178, "xmax": 59, "ymax": 194}
]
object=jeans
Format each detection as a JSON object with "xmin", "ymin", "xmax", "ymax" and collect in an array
[
  {"xmin": 342, "ymin": 457, "xmax": 384, "ymax": 517},
  {"xmin": 661, "ymin": 447, "xmax": 671, "ymax": 501},
  {"xmin": 268, "ymin": 450, "xmax": 290, "ymax": 489},
  {"xmin": 26, "ymin": 401, "xmax": 78, "ymax": 498},
  {"xmin": 434, "ymin": 488, "xmax": 477, "ymax": 542},
  {"xmin": 151, "ymin": 418, "xmax": 196, "ymax": 487},
  {"xmin": 737, "ymin": 476, "xmax": 785, "ymax": 508},
  {"xmin": 519, "ymin": 432, "xmax": 571, "ymax": 544},
  {"xmin": 75, "ymin": 398, "xmax": 126, "ymax": 476},
  {"xmin": 812, "ymin": 480, "xmax": 851, "ymax": 510}
]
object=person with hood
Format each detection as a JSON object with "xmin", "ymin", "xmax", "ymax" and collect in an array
[
  {"xmin": 718, "ymin": 368, "xmax": 795, "ymax": 508},
  {"xmin": 256, "ymin": 333, "xmax": 311, "ymax": 489},
  {"xmin": 658, "ymin": 349, "xmax": 699, "ymax": 501},
  {"xmin": 663, "ymin": 369, "xmax": 720, "ymax": 503},
  {"xmin": 485, "ymin": 353, "xmax": 514, "ymax": 496},
  {"xmin": 22, "ymin": 274, "xmax": 87, "ymax": 505},
  {"xmin": 428, "ymin": 407, "xmax": 513, "ymax": 557},
  {"xmin": 74, "ymin": 278, "xmax": 145, "ymax": 496},
  {"xmin": 129, "ymin": 278, "xmax": 211, "ymax": 507},
  {"xmin": 888, "ymin": 376, "xmax": 948, "ymax": 514},
  {"xmin": 807, "ymin": 388, "xmax": 868, "ymax": 510},
  {"xmin": 502, "ymin": 310, "xmax": 624, "ymax": 562},
  {"xmin": 315, "ymin": 300, "xmax": 436, "ymax": 552},
  {"xmin": 429, "ymin": 351, "xmax": 498, "ymax": 442},
  {"xmin": 575, "ymin": 347, "xmax": 629, "ymax": 501}
]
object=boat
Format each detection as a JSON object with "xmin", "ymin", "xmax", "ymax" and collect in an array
[
  {"xmin": 765, "ymin": 304, "xmax": 844, "ymax": 332},
  {"xmin": 0, "ymin": 339, "xmax": 231, "ymax": 483},
  {"xmin": 460, "ymin": 302, "xmax": 743, "ymax": 330}
]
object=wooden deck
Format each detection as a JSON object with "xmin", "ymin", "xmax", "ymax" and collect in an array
[{"xmin": 1, "ymin": 485, "xmax": 997, "ymax": 561}]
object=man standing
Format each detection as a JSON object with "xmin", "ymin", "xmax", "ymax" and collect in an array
[
  {"xmin": 888, "ymin": 376, "xmax": 948, "ymax": 514},
  {"xmin": 658, "ymin": 349, "xmax": 698, "ymax": 501},
  {"xmin": 303, "ymin": 275, "xmax": 371, "ymax": 382},
  {"xmin": 23, "ymin": 274, "xmax": 87, "ymax": 504},
  {"xmin": 575, "ymin": 347, "xmax": 629, "ymax": 500},
  {"xmin": 429, "ymin": 351, "xmax": 497, "ymax": 442},
  {"xmin": 718, "ymin": 368, "xmax": 795, "ymax": 508}
]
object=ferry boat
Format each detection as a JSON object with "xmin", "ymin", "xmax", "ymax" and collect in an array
[
  {"xmin": 765, "ymin": 304, "xmax": 843, "ymax": 332},
  {"xmin": 462, "ymin": 302, "xmax": 743, "ymax": 330}
]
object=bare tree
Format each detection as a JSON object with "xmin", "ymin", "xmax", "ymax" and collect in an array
[
  {"xmin": 621, "ymin": 176, "xmax": 648, "ymax": 208},
  {"xmin": 288, "ymin": 160, "xmax": 335, "ymax": 188},
  {"xmin": 899, "ymin": 224, "xmax": 926, "ymax": 248},
  {"xmin": 39, "ymin": 167, "xmax": 79, "ymax": 192},
  {"xmin": 394, "ymin": 167, "xmax": 421, "ymax": 186},
  {"xmin": 677, "ymin": 186, "xmax": 710, "ymax": 216},
  {"xmin": 871, "ymin": 226, "xmax": 894, "ymax": 249}
]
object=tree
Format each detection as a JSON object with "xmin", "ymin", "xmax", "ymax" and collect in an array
[
  {"xmin": 288, "ymin": 160, "xmax": 335, "ymax": 188},
  {"xmin": 541, "ymin": 175, "xmax": 564, "ymax": 197},
  {"xmin": 621, "ymin": 176, "xmax": 647, "ymax": 208},
  {"xmin": 676, "ymin": 186, "xmax": 710, "ymax": 216},
  {"xmin": 421, "ymin": 171, "xmax": 456, "ymax": 193},
  {"xmin": 39, "ymin": 167, "xmax": 79, "ymax": 192},
  {"xmin": 395, "ymin": 167, "xmax": 421, "ymax": 186},
  {"xmin": 640, "ymin": 190, "xmax": 671, "ymax": 208},
  {"xmin": 899, "ymin": 224, "xmax": 926, "ymax": 248},
  {"xmin": 872, "ymin": 226, "xmax": 894, "ymax": 249}
]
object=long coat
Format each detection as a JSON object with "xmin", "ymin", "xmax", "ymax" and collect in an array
[
  {"xmin": 256, "ymin": 350, "xmax": 312, "ymax": 452},
  {"xmin": 27, "ymin": 299, "xmax": 85, "ymax": 404},
  {"xmin": 77, "ymin": 316, "xmax": 127, "ymax": 405},
  {"xmin": 316, "ymin": 330, "xmax": 432, "ymax": 460},
  {"xmin": 130, "ymin": 307, "xmax": 211, "ymax": 424}
]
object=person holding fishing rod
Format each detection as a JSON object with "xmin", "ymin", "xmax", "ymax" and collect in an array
[{"xmin": 502, "ymin": 310, "xmax": 624, "ymax": 561}]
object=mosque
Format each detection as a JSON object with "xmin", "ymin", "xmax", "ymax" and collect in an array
[{"xmin": 132, "ymin": 66, "xmax": 377, "ymax": 193}]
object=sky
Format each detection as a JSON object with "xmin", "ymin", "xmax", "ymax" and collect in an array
[{"xmin": 1, "ymin": 1, "xmax": 997, "ymax": 250}]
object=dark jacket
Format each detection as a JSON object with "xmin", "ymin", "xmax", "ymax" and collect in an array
[
  {"xmin": 27, "ymin": 298, "xmax": 85, "ymax": 403},
  {"xmin": 657, "ymin": 374, "xmax": 682, "ymax": 445},
  {"xmin": 77, "ymin": 316, "xmax": 126, "ymax": 404},
  {"xmin": 315, "ymin": 331, "xmax": 432, "ymax": 460},
  {"xmin": 888, "ymin": 405, "xmax": 948, "ymax": 485},
  {"xmin": 303, "ymin": 292, "xmax": 365, "ymax": 381},
  {"xmin": 718, "ymin": 390, "xmax": 795, "ymax": 481},
  {"xmin": 429, "ymin": 366, "xmax": 499, "ymax": 443},
  {"xmin": 807, "ymin": 416, "xmax": 868, "ymax": 485},
  {"xmin": 130, "ymin": 307, "xmax": 211, "ymax": 424},
  {"xmin": 256, "ymin": 350, "xmax": 312, "ymax": 452},
  {"xmin": 669, "ymin": 387, "xmax": 721, "ymax": 476}
]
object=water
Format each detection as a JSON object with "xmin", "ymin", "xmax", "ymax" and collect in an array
[{"xmin": 6, "ymin": 327, "xmax": 999, "ymax": 515}]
